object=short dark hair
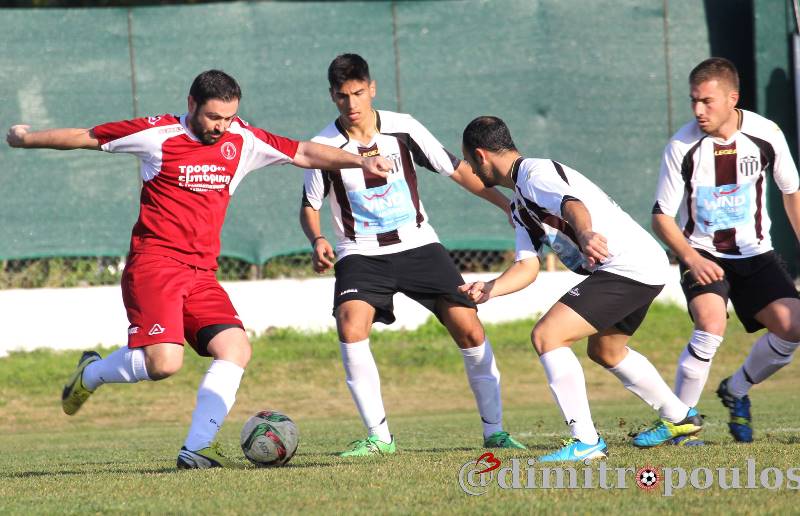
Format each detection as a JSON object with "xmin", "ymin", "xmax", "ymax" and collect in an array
[
  {"xmin": 189, "ymin": 70, "xmax": 242, "ymax": 107},
  {"xmin": 689, "ymin": 57, "xmax": 740, "ymax": 91},
  {"xmin": 328, "ymin": 54, "xmax": 371, "ymax": 90},
  {"xmin": 462, "ymin": 116, "xmax": 518, "ymax": 159}
]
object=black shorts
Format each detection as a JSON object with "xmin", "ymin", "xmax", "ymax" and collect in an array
[
  {"xmin": 558, "ymin": 270, "xmax": 664, "ymax": 336},
  {"xmin": 332, "ymin": 243, "xmax": 476, "ymax": 325},
  {"xmin": 679, "ymin": 250, "xmax": 799, "ymax": 333}
]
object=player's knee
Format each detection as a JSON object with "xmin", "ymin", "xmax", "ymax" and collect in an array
[
  {"xmin": 693, "ymin": 317, "xmax": 726, "ymax": 337},
  {"xmin": 146, "ymin": 354, "xmax": 183, "ymax": 380},
  {"xmin": 770, "ymin": 324, "xmax": 800, "ymax": 344},
  {"xmin": 455, "ymin": 324, "xmax": 485, "ymax": 348},
  {"xmin": 336, "ymin": 312, "xmax": 371, "ymax": 342},
  {"xmin": 586, "ymin": 346, "xmax": 611, "ymax": 367},
  {"xmin": 530, "ymin": 326, "xmax": 550, "ymax": 355}
]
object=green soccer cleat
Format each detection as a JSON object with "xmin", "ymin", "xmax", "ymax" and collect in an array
[
  {"xmin": 484, "ymin": 431, "xmax": 527, "ymax": 449},
  {"xmin": 177, "ymin": 442, "xmax": 231, "ymax": 469},
  {"xmin": 632, "ymin": 408, "xmax": 703, "ymax": 448},
  {"xmin": 338, "ymin": 435, "xmax": 396, "ymax": 457},
  {"xmin": 61, "ymin": 351, "xmax": 101, "ymax": 415}
]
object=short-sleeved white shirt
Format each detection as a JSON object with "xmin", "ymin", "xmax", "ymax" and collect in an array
[{"xmin": 512, "ymin": 158, "xmax": 668, "ymax": 286}]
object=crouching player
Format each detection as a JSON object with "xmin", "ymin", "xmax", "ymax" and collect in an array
[{"xmin": 459, "ymin": 116, "xmax": 703, "ymax": 461}]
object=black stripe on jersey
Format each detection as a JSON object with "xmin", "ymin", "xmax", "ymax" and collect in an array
[
  {"xmin": 301, "ymin": 186, "xmax": 312, "ymax": 208},
  {"xmin": 712, "ymin": 142, "xmax": 740, "ymax": 255},
  {"xmin": 358, "ymin": 144, "xmax": 388, "ymax": 188},
  {"xmin": 552, "ymin": 160, "xmax": 569, "ymax": 184},
  {"xmin": 387, "ymin": 132, "xmax": 460, "ymax": 173},
  {"xmin": 651, "ymin": 201, "xmax": 665, "ymax": 214},
  {"xmin": 742, "ymin": 132, "xmax": 775, "ymax": 242},
  {"xmin": 512, "ymin": 204, "xmax": 546, "ymax": 252},
  {"xmin": 334, "ymin": 119, "xmax": 351, "ymax": 143},
  {"xmin": 680, "ymin": 139, "xmax": 704, "ymax": 238},
  {"xmin": 396, "ymin": 139, "xmax": 424, "ymax": 227},
  {"xmin": 329, "ymin": 171, "xmax": 356, "ymax": 241},
  {"xmin": 515, "ymin": 190, "xmax": 590, "ymax": 275},
  {"xmin": 377, "ymin": 230, "xmax": 401, "ymax": 246},
  {"xmin": 511, "ymin": 156, "xmax": 523, "ymax": 183}
]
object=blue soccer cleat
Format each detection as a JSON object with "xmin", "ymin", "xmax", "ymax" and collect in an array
[
  {"xmin": 632, "ymin": 407, "xmax": 703, "ymax": 448},
  {"xmin": 537, "ymin": 437, "xmax": 608, "ymax": 462},
  {"xmin": 717, "ymin": 377, "xmax": 753, "ymax": 443}
]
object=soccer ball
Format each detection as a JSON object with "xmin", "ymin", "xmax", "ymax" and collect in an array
[{"xmin": 240, "ymin": 410, "xmax": 299, "ymax": 467}]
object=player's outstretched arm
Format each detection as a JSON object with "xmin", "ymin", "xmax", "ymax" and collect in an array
[
  {"xmin": 460, "ymin": 256, "xmax": 540, "ymax": 303},
  {"xmin": 6, "ymin": 125, "xmax": 101, "ymax": 151},
  {"xmin": 450, "ymin": 161, "xmax": 512, "ymax": 221},
  {"xmin": 299, "ymin": 205, "xmax": 335, "ymax": 274},
  {"xmin": 292, "ymin": 141, "xmax": 392, "ymax": 177},
  {"xmin": 652, "ymin": 213, "xmax": 724, "ymax": 285}
]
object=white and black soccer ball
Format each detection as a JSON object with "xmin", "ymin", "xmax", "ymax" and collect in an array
[
  {"xmin": 638, "ymin": 468, "xmax": 658, "ymax": 487},
  {"xmin": 240, "ymin": 410, "xmax": 299, "ymax": 467}
]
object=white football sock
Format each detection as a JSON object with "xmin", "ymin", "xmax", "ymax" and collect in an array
[
  {"xmin": 460, "ymin": 340, "xmax": 503, "ymax": 438},
  {"xmin": 341, "ymin": 340, "xmax": 391, "ymax": 443},
  {"xmin": 183, "ymin": 360, "xmax": 244, "ymax": 451},
  {"xmin": 728, "ymin": 333, "xmax": 798, "ymax": 398},
  {"xmin": 539, "ymin": 347, "xmax": 598, "ymax": 445},
  {"xmin": 608, "ymin": 347, "xmax": 690, "ymax": 423},
  {"xmin": 82, "ymin": 346, "xmax": 150, "ymax": 390},
  {"xmin": 674, "ymin": 330, "xmax": 723, "ymax": 407}
]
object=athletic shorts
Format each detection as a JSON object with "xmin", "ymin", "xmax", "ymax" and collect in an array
[
  {"xmin": 558, "ymin": 270, "xmax": 664, "ymax": 335},
  {"xmin": 679, "ymin": 249, "xmax": 799, "ymax": 333},
  {"xmin": 332, "ymin": 243, "xmax": 476, "ymax": 325},
  {"xmin": 121, "ymin": 253, "xmax": 243, "ymax": 356}
]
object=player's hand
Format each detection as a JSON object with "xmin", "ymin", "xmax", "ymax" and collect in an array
[
  {"xmin": 577, "ymin": 230, "xmax": 609, "ymax": 267},
  {"xmin": 361, "ymin": 155, "xmax": 393, "ymax": 178},
  {"xmin": 6, "ymin": 125, "xmax": 30, "ymax": 148},
  {"xmin": 459, "ymin": 281, "xmax": 493, "ymax": 304},
  {"xmin": 311, "ymin": 237, "xmax": 335, "ymax": 274},
  {"xmin": 683, "ymin": 254, "xmax": 724, "ymax": 286}
]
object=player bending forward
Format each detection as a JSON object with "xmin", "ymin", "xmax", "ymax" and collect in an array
[
  {"xmin": 6, "ymin": 69, "xmax": 391, "ymax": 469},
  {"xmin": 460, "ymin": 116, "xmax": 703, "ymax": 462},
  {"xmin": 301, "ymin": 54, "xmax": 524, "ymax": 456}
]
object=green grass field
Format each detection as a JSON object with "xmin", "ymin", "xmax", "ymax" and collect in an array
[{"xmin": 2, "ymin": 303, "xmax": 800, "ymax": 514}]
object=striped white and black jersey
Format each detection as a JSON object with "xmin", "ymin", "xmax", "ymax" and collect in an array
[
  {"xmin": 653, "ymin": 109, "xmax": 800, "ymax": 258},
  {"xmin": 512, "ymin": 158, "xmax": 668, "ymax": 286},
  {"xmin": 302, "ymin": 110, "xmax": 461, "ymax": 258}
]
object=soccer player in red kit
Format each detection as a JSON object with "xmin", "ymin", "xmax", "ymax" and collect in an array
[{"xmin": 6, "ymin": 70, "xmax": 392, "ymax": 469}]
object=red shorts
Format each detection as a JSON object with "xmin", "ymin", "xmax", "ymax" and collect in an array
[{"xmin": 121, "ymin": 253, "xmax": 243, "ymax": 356}]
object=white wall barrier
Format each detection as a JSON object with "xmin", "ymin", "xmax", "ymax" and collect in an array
[{"xmin": 0, "ymin": 267, "xmax": 687, "ymax": 357}]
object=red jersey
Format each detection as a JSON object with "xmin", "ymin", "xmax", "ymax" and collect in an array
[{"xmin": 93, "ymin": 114, "xmax": 299, "ymax": 269}]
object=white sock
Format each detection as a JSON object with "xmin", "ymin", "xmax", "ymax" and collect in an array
[
  {"xmin": 183, "ymin": 360, "xmax": 244, "ymax": 451},
  {"xmin": 341, "ymin": 340, "xmax": 391, "ymax": 443},
  {"xmin": 728, "ymin": 333, "xmax": 798, "ymax": 397},
  {"xmin": 608, "ymin": 347, "xmax": 690, "ymax": 423},
  {"xmin": 674, "ymin": 330, "xmax": 723, "ymax": 407},
  {"xmin": 460, "ymin": 340, "xmax": 503, "ymax": 438},
  {"xmin": 539, "ymin": 347, "xmax": 598, "ymax": 445},
  {"xmin": 82, "ymin": 346, "xmax": 150, "ymax": 390}
]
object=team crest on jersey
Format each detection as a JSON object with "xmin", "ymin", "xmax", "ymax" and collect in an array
[
  {"xmin": 147, "ymin": 116, "xmax": 162, "ymax": 125},
  {"xmin": 739, "ymin": 155, "xmax": 759, "ymax": 176},
  {"xmin": 221, "ymin": 141, "xmax": 237, "ymax": 160}
]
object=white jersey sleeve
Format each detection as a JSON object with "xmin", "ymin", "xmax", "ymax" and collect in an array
[
  {"xmin": 519, "ymin": 161, "xmax": 581, "ymax": 217},
  {"xmin": 653, "ymin": 139, "xmax": 687, "ymax": 218},
  {"xmin": 386, "ymin": 113, "xmax": 461, "ymax": 176},
  {"xmin": 513, "ymin": 219, "xmax": 539, "ymax": 262},
  {"xmin": 302, "ymin": 168, "xmax": 327, "ymax": 210},
  {"xmin": 769, "ymin": 124, "xmax": 800, "ymax": 194}
]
